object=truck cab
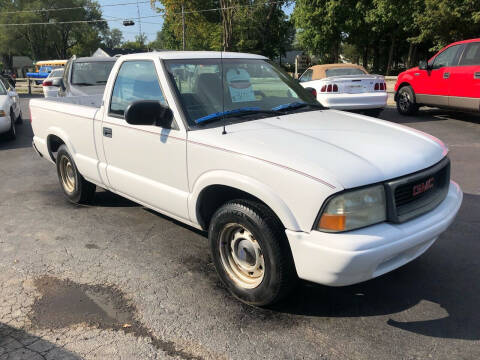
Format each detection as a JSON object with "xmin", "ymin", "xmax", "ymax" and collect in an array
[{"xmin": 395, "ymin": 38, "xmax": 480, "ymax": 115}]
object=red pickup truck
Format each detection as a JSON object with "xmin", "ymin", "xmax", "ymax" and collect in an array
[{"xmin": 395, "ymin": 38, "xmax": 480, "ymax": 115}]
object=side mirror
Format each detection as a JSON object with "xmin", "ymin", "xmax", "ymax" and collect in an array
[
  {"xmin": 304, "ymin": 87, "xmax": 317, "ymax": 98},
  {"xmin": 419, "ymin": 61, "xmax": 429, "ymax": 70},
  {"xmin": 125, "ymin": 100, "xmax": 174, "ymax": 129},
  {"xmin": 51, "ymin": 78, "xmax": 64, "ymax": 88}
]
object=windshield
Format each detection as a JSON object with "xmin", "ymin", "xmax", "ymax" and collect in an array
[
  {"xmin": 48, "ymin": 69, "xmax": 64, "ymax": 78},
  {"xmin": 71, "ymin": 61, "xmax": 115, "ymax": 86},
  {"xmin": 164, "ymin": 58, "xmax": 320, "ymax": 127},
  {"xmin": 325, "ymin": 67, "xmax": 366, "ymax": 77}
]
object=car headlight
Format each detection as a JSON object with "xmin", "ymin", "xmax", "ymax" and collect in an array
[
  {"xmin": 317, "ymin": 185, "xmax": 386, "ymax": 232},
  {"xmin": 0, "ymin": 110, "xmax": 6, "ymax": 117}
]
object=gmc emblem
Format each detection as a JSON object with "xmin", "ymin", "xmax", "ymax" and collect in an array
[{"xmin": 412, "ymin": 177, "xmax": 435, "ymax": 196}]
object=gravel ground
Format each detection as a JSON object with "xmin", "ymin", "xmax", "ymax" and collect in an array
[{"xmin": 0, "ymin": 95, "xmax": 478, "ymax": 360}]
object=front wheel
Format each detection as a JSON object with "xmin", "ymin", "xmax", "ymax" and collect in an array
[
  {"xmin": 396, "ymin": 86, "xmax": 418, "ymax": 115},
  {"xmin": 6, "ymin": 109, "xmax": 16, "ymax": 140},
  {"xmin": 56, "ymin": 145, "xmax": 96, "ymax": 204},
  {"xmin": 209, "ymin": 200, "xmax": 296, "ymax": 306}
]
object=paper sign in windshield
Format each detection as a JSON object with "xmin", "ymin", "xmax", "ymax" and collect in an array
[{"xmin": 227, "ymin": 68, "xmax": 256, "ymax": 103}]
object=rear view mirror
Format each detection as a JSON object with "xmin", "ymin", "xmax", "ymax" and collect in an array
[
  {"xmin": 125, "ymin": 100, "xmax": 174, "ymax": 129},
  {"xmin": 304, "ymin": 87, "xmax": 317, "ymax": 98},
  {"xmin": 419, "ymin": 61, "xmax": 428, "ymax": 70}
]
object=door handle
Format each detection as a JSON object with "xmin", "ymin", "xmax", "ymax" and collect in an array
[
  {"xmin": 474, "ymin": 72, "xmax": 480, "ymax": 79},
  {"xmin": 103, "ymin": 127, "xmax": 112, "ymax": 138},
  {"xmin": 443, "ymin": 72, "xmax": 450, "ymax": 79}
]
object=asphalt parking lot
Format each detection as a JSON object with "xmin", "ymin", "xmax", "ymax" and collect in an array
[{"xmin": 0, "ymin": 95, "xmax": 479, "ymax": 360}]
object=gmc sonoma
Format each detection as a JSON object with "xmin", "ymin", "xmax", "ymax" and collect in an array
[{"xmin": 30, "ymin": 52, "xmax": 463, "ymax": 306}]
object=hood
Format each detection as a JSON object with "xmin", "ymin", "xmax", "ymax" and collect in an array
[
  {"xmin": 189, "ymin": 110, "xmax": 447, "ymax": 190},
  {"xmin": 68, "ymin": 85, "xmax": 106, "ymax": 96}
]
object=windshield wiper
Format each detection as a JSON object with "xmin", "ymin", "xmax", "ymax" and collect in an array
[
  {"xmin": 272, "ymin": 102, "xmax": 324, "ymax": 112},
  {"xmin": 195, "ymin": 107, "xmax": 278, "ymax": 125},
  {"xmin": 72, "ymin": 82, "xmax": 95, "ymax": 86}
]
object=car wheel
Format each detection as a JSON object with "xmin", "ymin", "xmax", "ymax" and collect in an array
[
  {"xmin": 396, "ymin": 86, "xmax": 418, "ymax": 115},
  {"xmin": 56, "ymin": 144, "xmax": 96, "ymax": 204},
  {"xmin": 209, "ymin": 199, "xmax": 296, "ymax": 306},
  {"xmin": 6, "ymin": 109, "xmax": 16, "ymax": 140},
  {"xmin": 16, "ymin": 110, "xmax": 23, "ymax": 124},
  {"xmin": 364, "ymin": 109, "xmax": 383, "ymax": 118}
]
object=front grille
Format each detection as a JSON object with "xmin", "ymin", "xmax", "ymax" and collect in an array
[{"xmin": 385, "ymin": 158, "xmax": 450, "ymax": 223}]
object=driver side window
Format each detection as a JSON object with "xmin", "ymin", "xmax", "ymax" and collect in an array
[
  {"xmin": 299, "ymin": 69, "xmax": 313, "ymax": 82},
  {"xmin": 109, "ymin": 60, "xmax": 166, "ymax": 117},
  {"xmin": 432, "ymin": 45, "xmax": 460, "ymax": 69}
]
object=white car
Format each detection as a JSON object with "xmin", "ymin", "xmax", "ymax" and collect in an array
[
  {"xmin": 299, "ymin": 63, "xmax": 388, "ymax": 117},
  {"xmin": 0, "ymin": 77, "xmax": 22, "ymax": 140},
  {"xmin": 30, "ymin": 52, "xmax": 462, "ymax": 306},
  {"xmin": 42, "ymin": 68, "xmax": 64, "ymax": 98}
]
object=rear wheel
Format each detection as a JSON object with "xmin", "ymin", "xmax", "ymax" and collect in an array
[
  {"xmin": 6, "ymin": 109, "xmax": 16, "ymax": 140},
  {"xmin": 16, "ymin": 110, "xmax": 23, "ymax": 124},
  {"xmin": 209, "ymin": 200, "xmax": 296, "ymax": 306},
  {"xmin": 396, "ymin": 86, "xmax": 418, "ymax": 115},
  {"xmin": 56, "ymin": 145, "xmax": 96, "ymax": 204}
]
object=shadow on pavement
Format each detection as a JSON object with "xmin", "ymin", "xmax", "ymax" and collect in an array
[
  {"xmin": 273, "ymin": 192, "xmax": 480, "ymax": 341},
  {"xmin": 0, "ymin": 322, "xmax": 81, "ymax": 359},
  {"xmin": 381, "ymin": 106, "xmax": 480, "ymax": 125}
]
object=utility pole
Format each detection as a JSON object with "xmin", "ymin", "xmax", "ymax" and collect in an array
[
  {"xmin": 181, "ymin": 3, "xmax": 186, "ymax": 50},
  {"xmin": 136, "ymin": 0, "xmax": 142, "ymax": 37}
]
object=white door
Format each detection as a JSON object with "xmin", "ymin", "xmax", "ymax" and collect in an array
[{"xmin": 102, "ymin": 60, "xmax": 190, "ymax": 220}]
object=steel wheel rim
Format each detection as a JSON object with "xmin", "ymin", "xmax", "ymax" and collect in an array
[
  {"xmin": 59, "ymin": 155, "xmax": 76, "ymax": 194},
  {"xmin": 399, "ymin": 91, "xmax": 410, "ymax": 111},
  {"xmin": 219, "ymin": 224, "xmax": 265, "ymax": 289}
]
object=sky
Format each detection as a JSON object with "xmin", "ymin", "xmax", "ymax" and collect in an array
[{"xmin": 97, "ymin": 0, "xmax": 295, "ymax": 44}]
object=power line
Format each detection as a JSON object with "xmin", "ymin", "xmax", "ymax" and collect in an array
[
  {"xmin": 0, "ymin": 1, "xmax": 288, "ymax": 27},
  {"xmin": 0, "ymin": 1, "xmax": 153, "ymax": 15}
]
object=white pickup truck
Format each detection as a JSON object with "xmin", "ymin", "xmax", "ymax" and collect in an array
[{"xmin": 31, "ymin": 52, "xmax": 463, "ymax": 306}]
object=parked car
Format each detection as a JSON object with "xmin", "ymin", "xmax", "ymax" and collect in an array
[
  {"xmin": 299, "ymin": 63, "xmax": 388, "ymax": 117},
  {"xmin": 56, "ymin": 56, "xmax": 116, "ymax": 97},
  {"xmin": 395, "ymin": 38, "xmax": 480, "ymax": 115},
  {"xmin": 0, "ymin": 78, "xmax": 22, "ymax": 140},
  {"xmin": 30, "ymin": 52, "xmax": 462, "ymax": 306},
  {"xmin": 42, "ymin": 68, "xmax": 65, "ymax": 98}
]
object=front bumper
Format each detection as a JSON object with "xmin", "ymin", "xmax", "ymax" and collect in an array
[
  {"xmin": 318, "ymin": 92, "xmax": 388, "ymax": 110},
  {"xmin": 286, "ymin": 181, "xmax": 463, "ymax": 286}
]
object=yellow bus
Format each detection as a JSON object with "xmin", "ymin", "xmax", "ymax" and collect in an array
[{"xmin": 34, "ymin": 60, "xmax": 67, "ymax": 72}]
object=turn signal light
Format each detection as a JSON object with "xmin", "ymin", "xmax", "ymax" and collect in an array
[
  {"xmin": 318, "ymin": 214, "xmax": 346, "ymax": 231},
  {"xmin": 374, "ymin": 82, "xmax": 386, "ymax": 91},
  {"xmin": 43, "ymin": 81, "xmax": 52, "ymax": 87}
]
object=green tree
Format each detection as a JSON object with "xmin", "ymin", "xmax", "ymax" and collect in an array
[
  {"xmin": 292, "ymin": 0, "xmax": 352, "ymax": 63},
  {"xmin": 102, "ymin": 28, "xmax": 124, "ymax": 49},
  {"xmin": 0, "ymin": 0, "xmax": 107, "ymax": 60}
]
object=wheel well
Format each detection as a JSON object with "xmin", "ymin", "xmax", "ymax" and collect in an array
[
  {"xmin": 395, "ymin": 82, "xmax": 411, "ymax": 100},
  {"xmin": 196, "ymin": 185, "xmax": 285, "ymax": 231},
  {"xmin": 47, "ymin": 135, "xmax": 65, "ymax": 162}
]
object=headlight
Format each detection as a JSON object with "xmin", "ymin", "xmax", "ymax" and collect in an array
[
  {"xmin": 0, "ymin": 110, "xmax": 6, "ymax": 117},
  {"xmin": 317, "ymin": 185, "xmax": 386, "ymax": 232}
]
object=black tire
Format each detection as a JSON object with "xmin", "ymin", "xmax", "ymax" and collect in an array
[
  {"xmin": 56, "ymin": 144, "xmax": 96, "ymax": 204},
  {"xmin": 363, "ymin": 108, "xmax": 383, "ymax": 118},
  {"xmin": 396, "ymin": 85, "xmax": 418, "ymax": 115},
  {"xmin": 6, "ymin": 109, "xmax": 16, "ymax": 140},
  {"xmin": 16, "ymin": 110, "xmax": 23, "ymax": 124},
  {"xmin": 209, "ymin": 199, "xmax": 296, "ymax": 306}
]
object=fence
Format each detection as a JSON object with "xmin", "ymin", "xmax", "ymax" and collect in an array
[{"xmin": 14, "ymin": 78, "xmax": 43, "ymax": 95}]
